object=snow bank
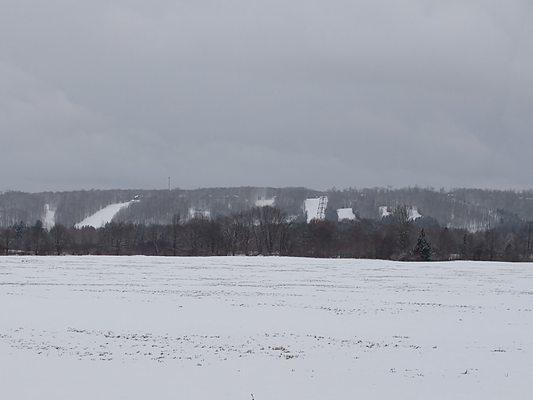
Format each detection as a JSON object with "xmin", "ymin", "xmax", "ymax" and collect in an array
[{"xmin": 75, "ymin": 201, "xmax": 135, "ymax": 229}]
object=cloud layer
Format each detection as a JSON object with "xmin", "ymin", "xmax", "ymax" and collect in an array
[{"xmin": 1, "ymin": 1, "xmax": 532, "ymax": 191}]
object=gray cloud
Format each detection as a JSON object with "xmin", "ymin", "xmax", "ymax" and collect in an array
[{"xmin": 1, "ymin": 0, "xmax": 532, "ymax": 191}]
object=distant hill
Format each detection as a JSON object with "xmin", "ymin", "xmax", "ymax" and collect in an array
[{"xmin": 1, "ymin": 187, "xmax": 533, "ymax": 231}]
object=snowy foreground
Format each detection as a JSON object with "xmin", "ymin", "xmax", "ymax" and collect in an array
[{"xmin": 1, "ymin": 257, "xmax": 532, "ymax": 399}]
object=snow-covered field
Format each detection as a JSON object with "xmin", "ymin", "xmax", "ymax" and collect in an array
[{"xmin": 1, "ymin": 257, "xmax": 532, "ymax": 399}]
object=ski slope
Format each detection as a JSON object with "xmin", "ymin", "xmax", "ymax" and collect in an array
[
  {"xmin": 75, "ymin": 201, "xmax": 135, "ymax": 228},
  {"xmin": 337, "ymin": 207, "xmax": 356, "ymax": 221},
  {"xmin": 1, "ymin": 256, "xmax": 532, "ymax": 399},
  {"xmin": 43, "ymin": 204, "xmax": 56, "ymax": 230},
  {"xmin": 304, "ymin": 196, "xmax": 328, "ymax": 223}
]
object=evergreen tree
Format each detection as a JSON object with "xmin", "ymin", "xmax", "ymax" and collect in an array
[{"xmin": 413, "ymin": 229, "xmax": 432, "ymax": 261}]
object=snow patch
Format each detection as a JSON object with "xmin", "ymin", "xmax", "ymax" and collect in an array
[
  {"xmin": 379, "ymin": 206, "xmax": 421, "ymax": 221},
  {"xmin": 75, "ymin": 200, "xmax": 136, "ymax": 229},
  {"xmin": 408, "ymin": 206, "xmax": 422, "ymax": 221},
  {"xmin": 286, "ymin": 215, "xmax": 298, "ymax": 223},
  {"xmin": 379, "ymin": 206, "xmax": 391, "ymax": 218},
  {"xmin": 465, "ymin": 221, "xmax": 491, "ymax": 233},
  {"xmin": 304, "ymin": 196, "xmax": 328, "ymax": 223},
  {"xmin": 255, "ymin": 197, "xmax": 275, "ymax": 207},
  {"xmin": 188, "ymin": 207, "xmax": 211, "ymax": 220},
  {"xmin": 337, "ymin": 208, "xmax": 356, "ymax": 221}
]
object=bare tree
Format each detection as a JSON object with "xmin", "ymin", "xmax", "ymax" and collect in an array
[
  {"xmin": 50, "ymin": 224, "xmax": 68, "ymax": 255},
  {"xmin": 171, "ymin": 214, "xmax": 181, "ymax": 256}
]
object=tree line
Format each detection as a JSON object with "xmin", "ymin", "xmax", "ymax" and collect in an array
[{"xmin": 1, "ymin": 206, "xmax": 532, "ymax": 262}]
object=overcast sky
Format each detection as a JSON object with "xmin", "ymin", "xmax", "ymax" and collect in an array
[{"xmin": 1, "ymin": 1, "xmax": 532, "ymax": 192}]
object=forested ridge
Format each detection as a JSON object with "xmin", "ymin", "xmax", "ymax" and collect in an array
[{"xmin": 3, "ymin": 186, "xmax": 533, "ymax": 231}]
